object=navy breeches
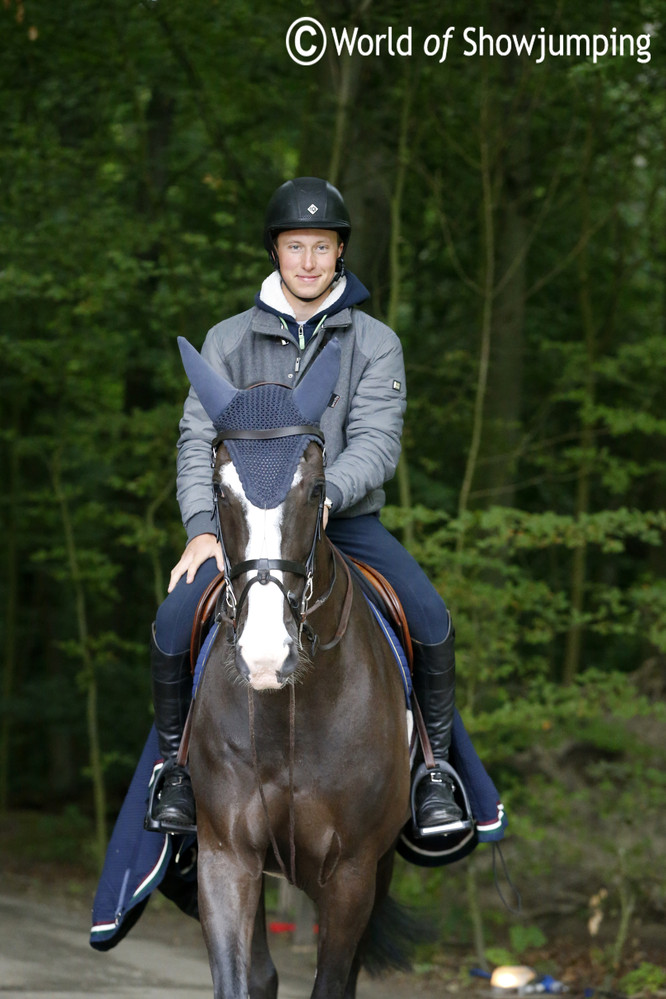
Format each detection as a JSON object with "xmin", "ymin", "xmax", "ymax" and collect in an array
[
  {"xmin": 325, "ymin": 513, "xmax": 448, "ymax": 644},
  {"xmin": 155, "ymin": 513, "xmax": 449, "ymax": 654},
  {"xmin": 155, "ymin": 557, "xmax": 221, "ymax": 655}
]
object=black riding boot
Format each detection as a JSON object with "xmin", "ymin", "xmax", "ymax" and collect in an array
[
  {"xmin": 412, "ymin": 622, "xmax": 464, "ymax": 836},
  {"xmin": 148, "ymin": 627, "xmax": 196, "ymax": 832}
]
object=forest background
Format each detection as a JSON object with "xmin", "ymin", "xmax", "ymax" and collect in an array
[{"xmin": 1, "ymin": 0, "xmax": 665, "ymax": 988}]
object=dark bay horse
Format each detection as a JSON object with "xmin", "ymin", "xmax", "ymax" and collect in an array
[{"xmin": 178, "ymin": 336, "xmax": 412, "ymax": 999}]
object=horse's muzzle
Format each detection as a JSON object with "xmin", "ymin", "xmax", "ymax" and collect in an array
[{"xmin": 235, "ymin": 640, "xmax": 301, "ymax": 691}]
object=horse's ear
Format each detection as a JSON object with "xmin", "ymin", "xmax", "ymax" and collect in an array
[
  {"xmin": 177, "ymin": 337, "xmax": 239, "ymax": 425},
  {"xmin": 292, "ymin": 338, "xmax": 341, "ymax": 423}
]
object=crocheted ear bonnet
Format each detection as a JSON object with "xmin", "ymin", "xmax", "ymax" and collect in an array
[
  {"xmin": 215, "ymin": 383, "xmax": 323, "ymax": 508},
  {"xmin": 177, "ymin": 337, "xmax": 341, "ymax": 509}
]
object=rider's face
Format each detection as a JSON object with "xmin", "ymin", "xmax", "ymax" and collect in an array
[{"xmin": 276, "ymin": 230, "xmax": 343, "ymax": 311}]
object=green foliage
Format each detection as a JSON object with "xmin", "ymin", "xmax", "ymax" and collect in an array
[
  {"xmin": 1, "ymin": 3, "xmax": 664, "ymax": 963},
  {"xmin": 384, "ymin": 501, "xmax": 666, "ymax": 730},
  {"xmin": 484, "ymin": 925, "xmax": 547, "ymax": 966},
  {"xmin": 1, "ymin": 806, "xmax": 96, "ymax": 871},
  {"xmin": 509, "ymin": 924, "xmax": 548, "ymax": 955},
  {"xmin": 619, "ymin": 963, "xmax": 666, "ymax": 997},
  {"xmin": 485, "ymin": 947, "xmax": 519, "ymax": 967}
]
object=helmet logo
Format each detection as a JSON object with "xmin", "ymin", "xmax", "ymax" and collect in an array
[{"xmin": 307, "ymin": 203, "xmax": 319, "ymax": 215}]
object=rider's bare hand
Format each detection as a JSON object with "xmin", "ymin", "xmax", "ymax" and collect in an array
[{"xmin": 168, "ymin": 533, "xmax": 224, "ymax": 592}]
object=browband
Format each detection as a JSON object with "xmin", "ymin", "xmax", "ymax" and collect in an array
[{"xmin": 213, "ymin": 425, "xmax": 324, "ymax": 445}]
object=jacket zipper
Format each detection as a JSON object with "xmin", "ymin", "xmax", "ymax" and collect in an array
[
  {"xmin": 297, "ymin": 315, "xmax": 327, "ymax": 352},
  {"xmin": 287, "ymin": 316, "xmax": 329, "ymax": 377}
]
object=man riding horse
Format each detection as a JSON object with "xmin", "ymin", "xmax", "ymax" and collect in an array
[{"xmin": 149, "ymin": 177, "xmax": 463, "ymax": 839}]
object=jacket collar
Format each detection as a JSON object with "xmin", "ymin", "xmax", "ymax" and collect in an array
[{"xmin": 250, "ymin": 306, "xmax": 354, "ymax": 337}]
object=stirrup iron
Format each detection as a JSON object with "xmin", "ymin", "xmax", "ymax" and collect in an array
[{"xmin": 411, "ymin": 760, "xmax": 475, "ymax": 839}]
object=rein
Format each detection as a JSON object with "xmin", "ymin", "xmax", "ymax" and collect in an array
[{"xmin": 249, "ymin": 684, "xmax": 297, "ymax": 885}]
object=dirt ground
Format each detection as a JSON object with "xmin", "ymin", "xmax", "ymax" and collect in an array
[
  {"xmin": 0, "ymin": 869, "xmax": 443, "ymax": 999},
  {"xmin": 1, "ymin": 846, "xmax": 664, "ymax": 999}
]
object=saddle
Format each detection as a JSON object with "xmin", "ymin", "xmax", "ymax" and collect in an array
[{"xmin": 189, "ymin": 547, "xmax": 414, "ymax": 674}]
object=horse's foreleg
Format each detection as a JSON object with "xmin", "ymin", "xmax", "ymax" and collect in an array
[
  {"xmin": 198, "ymin": 846, "xmax": 262, "ymax": 999},
  {"xmin": 344, "ymin": 848, "xmax": 397, "ymax": 999},
  {"xmin": 249, "ymin": 877, "xmax": 278, "ymax": 999},
  {"xmin": 310, "ymin": 860, "xmax": 377, "ymax": 999}
]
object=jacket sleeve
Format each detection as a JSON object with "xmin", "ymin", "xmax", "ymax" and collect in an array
[
  {"xmin": 324, "ymin": 318, "xmax": 406, "ymax": 513},
  {"xmin": 175, "ymin": 325, "xmax": 231, "ymax": 541}
]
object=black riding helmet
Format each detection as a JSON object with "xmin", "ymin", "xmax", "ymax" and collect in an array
[{"xmin": 263, "ymin": 177, "xmax": 352, "ymax": 276}]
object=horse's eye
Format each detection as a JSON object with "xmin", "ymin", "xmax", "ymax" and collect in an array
[
  {"xmin": 214, "ymin": 482, "xmax": 228, "ymax": 506},
  {"xmin": 309, "ymin": 481, "xmax": 325, "ymax": 503}
]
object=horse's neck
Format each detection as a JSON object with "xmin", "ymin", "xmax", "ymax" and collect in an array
[
  {"xmin": 308, "ymin": 538, "xmax": 352, "ymax": 643},
  {"xmin": 313, "ymin": 537, "xmax": 337, "ymax": 602}
]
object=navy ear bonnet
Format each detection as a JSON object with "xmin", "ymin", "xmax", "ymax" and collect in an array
[
  {"xmin": 177, "ymin": 337, "xmax": 341, "ymax": 509},
  {"xmin": 214, "ymin": 383, "xmax": 322, "ymax": 508}
]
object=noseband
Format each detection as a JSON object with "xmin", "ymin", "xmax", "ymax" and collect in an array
[{"xmin": 212, "ymin": 424, "xmax": 341, "ymax": 653}]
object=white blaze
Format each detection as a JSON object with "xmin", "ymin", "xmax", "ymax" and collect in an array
[{"xmin": 222, "ymin": 462, "xmax": 300, "ymax": 691}]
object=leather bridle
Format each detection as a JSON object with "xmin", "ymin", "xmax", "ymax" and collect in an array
[{"xmin": 212, "ymin": 424, "xmax": 351, "ymax": 653}]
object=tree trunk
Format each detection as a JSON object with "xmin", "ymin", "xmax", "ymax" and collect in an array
[
  {"xmin": 477, "ymin": 152, "xmax": 528, "ymax": 507},
  {"xmin": 385, "ymin": 72, "xmax": 416, "ymax": 546},
  {"xmin": 562, "ymin": 105, "xmax": 598, "ymax": 687},
  {"xmin": 0, "ymin": 415, "xmax": 19, "ymax": 812},
  {"xmin": 51, "ymin": 453, "xmax": 107, "ymax": 864},
  {"xmin": 457, "ymin": 71, "xmax": 495, "ymax": 538}
]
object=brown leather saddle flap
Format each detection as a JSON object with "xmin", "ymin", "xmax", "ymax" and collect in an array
[
  {"xmin": 348, "ymin": 558, "xmax": 413, "ymax": 673},
  {"xmin": 190, "ymin": 571, "xmax": 226, "ymax": 669},
  {"xmin": 189, "ymin": 558, "xmax": 413, "ymax": 674}
]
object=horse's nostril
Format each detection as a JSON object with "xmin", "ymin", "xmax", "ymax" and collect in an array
[{"xmin": 277, "ymin": 645, "xmax": 300, "ymax": 682}]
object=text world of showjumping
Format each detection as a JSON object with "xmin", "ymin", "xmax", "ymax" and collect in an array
[{"xmin": 330, "ymin": 25, "xmax": 652, "ymax": 64}]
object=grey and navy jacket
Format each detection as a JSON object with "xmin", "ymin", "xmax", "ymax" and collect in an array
[{"xmin": 176, "ymin": 270, "xmax": 407, "ymax": 541}]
